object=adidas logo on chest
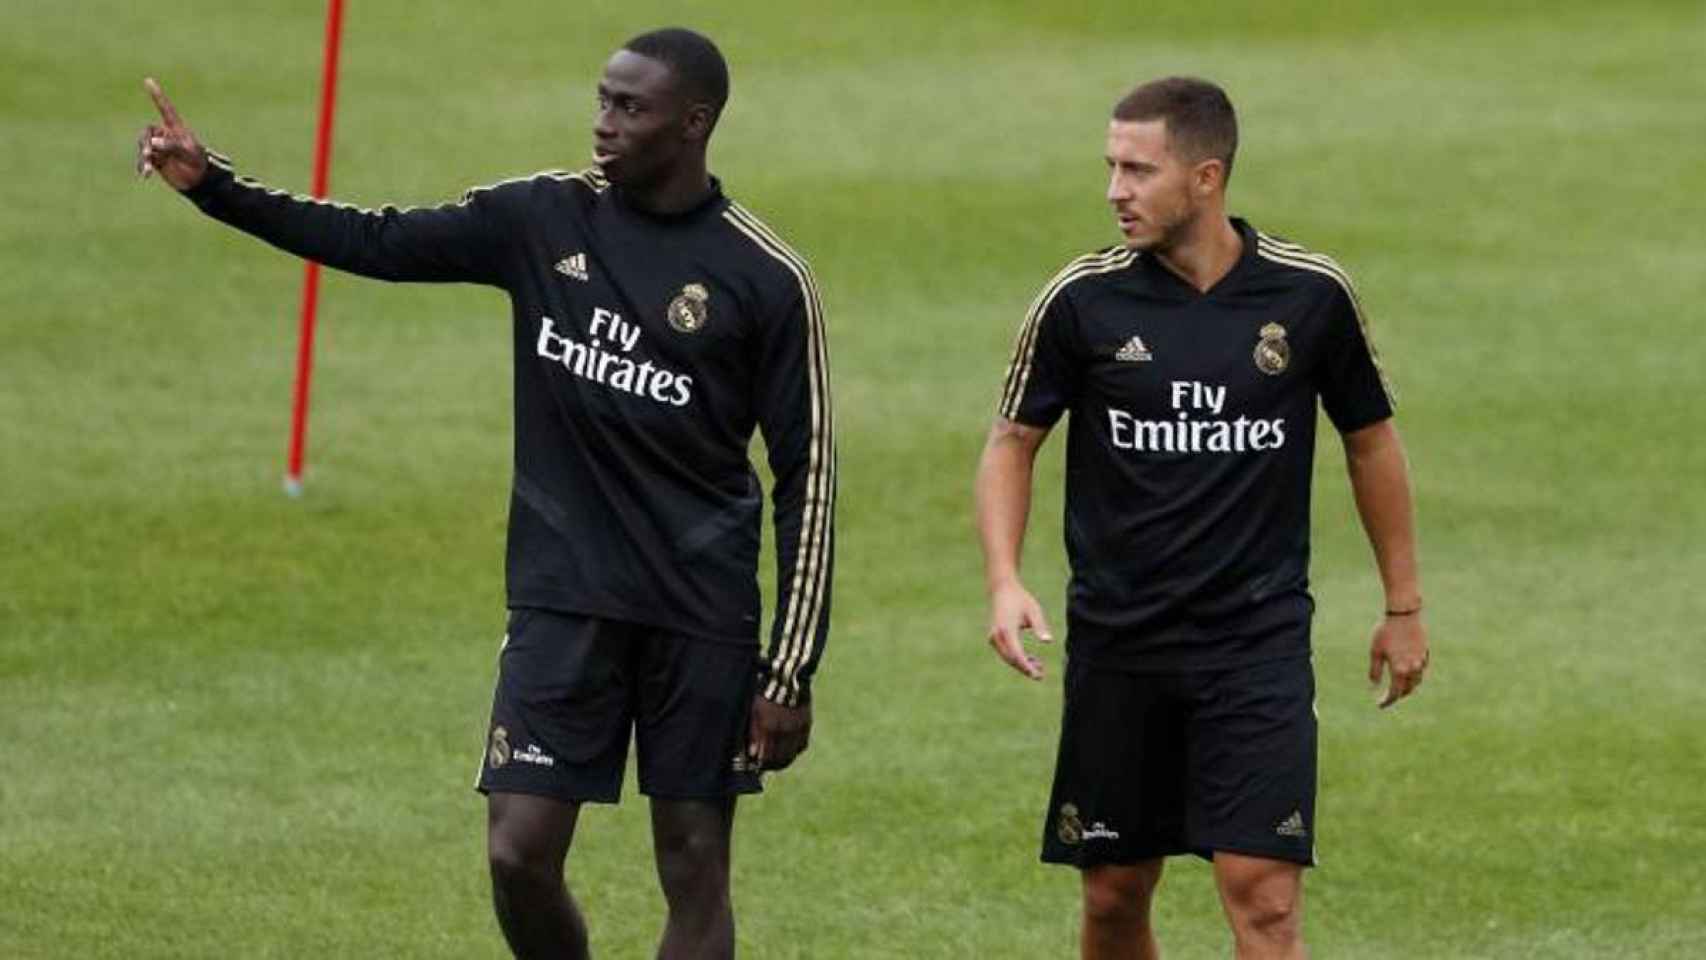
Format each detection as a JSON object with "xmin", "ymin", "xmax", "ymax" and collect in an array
[{"xmin": 1115, "ymin": 335, "xmax": 1153, "ymax": 362}]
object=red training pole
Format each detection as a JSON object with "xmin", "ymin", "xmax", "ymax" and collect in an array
[{"xmin": 284, "ymin": 0, "xmax": 347, "ymax": 497}]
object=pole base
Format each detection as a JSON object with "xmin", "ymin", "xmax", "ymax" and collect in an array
[{"xmin": 283, "ymin": 475, "xmax": 304, "ymax": 498}]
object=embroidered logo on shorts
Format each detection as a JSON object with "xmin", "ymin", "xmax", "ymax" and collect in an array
[
  {"xmin": 1058, "ymin": 803, "xmax": 1084, "ymax": 845},
  {"xmin": 1082, "ymin": 822, "xmax": 1121, "ymax": 841},
  {"xmin": 1254, "ymin": 322, "xmax": 1290, "ymax": 375},
  {"xmin": 1058, "ymin": 803, "xmax": 1121, "ymax": 844},
  {"xmin": 513, "ymin": 743, "xmax": 556, "ymax": 767},
  {"xmin": 488, "ymin": 725, "xmax": 511, "ymax": 768},
  {"xmin": 1276, "ymin": 810, "xmax": 1309, "ymax": 838},
  {"xmin": 667, "ymin": 283, "xmax": 710, "ymax": 334}
]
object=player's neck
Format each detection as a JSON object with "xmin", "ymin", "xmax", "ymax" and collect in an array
[
  {"xmin": 1153, "ymin": 213, "xmax": 1242, "ymax": 293},
  {"xmin": 623, "ymin": 160, "xmax": 715, "ymax": 217}
]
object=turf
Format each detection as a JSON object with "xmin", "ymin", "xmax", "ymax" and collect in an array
[{"xmin": 3, "ymin": 1, "xmax": 1704, "ymax": 956}]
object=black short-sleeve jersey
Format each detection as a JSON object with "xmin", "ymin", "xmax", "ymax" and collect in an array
[
  {"xmin": 181, "ymin": 154, "xmax": 834, "ymax": 706},
  {"xmin": 998, "ymin": 219, "xmax": 1392, "ymax": 671}
]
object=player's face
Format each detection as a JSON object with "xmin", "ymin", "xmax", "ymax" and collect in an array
[
  {"xmin": 593, "ymin": 50, "xmax": 695, "ymax": 187},
  {"xmin": 1104, "ymin": 119, "xmax": 1204, "ymax": 252}
]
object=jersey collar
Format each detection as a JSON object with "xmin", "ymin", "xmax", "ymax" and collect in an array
[
  {"xmin": 1140, "ymin": 216, "xmax": 1259, "ymax": 298},
  {"xmin": 611, "ymin": 176, "xmax": 728, "ymax": 225}
]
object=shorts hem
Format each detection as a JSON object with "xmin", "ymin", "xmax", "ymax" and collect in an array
[
  {"xmin": 1040, "ymin": 845, "xmax": 1190, "ymax": 868},
  {"xmin": 639, "ymin": 782, "xmax": 765, "ymax": 800},
  {"xmin": 1199, "ymin": 841, "xmax": 1316, "ymax": 868},
  {"xmin": 476, "ymin": 782, "xmax": 622, "ymax": 805}
]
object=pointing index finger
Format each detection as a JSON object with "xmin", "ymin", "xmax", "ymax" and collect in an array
[{"xmin": 144, "ymin": 77, "xmax": 181, "ymax": 128}]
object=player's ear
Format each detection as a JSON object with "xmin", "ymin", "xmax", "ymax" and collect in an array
[
  {"xmin": 682, "ymin": 102, "xmax": 715, "ymax": 142},
  {"xmin": 1194, "ymin": 157, "xmax": 1226, "ymax": 196}
]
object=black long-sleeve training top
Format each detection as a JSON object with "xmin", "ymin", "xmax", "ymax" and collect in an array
[{"xmin": 182, "ymin": 153, "xmax": 835, "ymax": 706}]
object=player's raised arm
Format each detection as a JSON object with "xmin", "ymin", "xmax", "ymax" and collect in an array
[{"xmin": 137, "ymin": 77, "xmax": 510, "ymax": 287}]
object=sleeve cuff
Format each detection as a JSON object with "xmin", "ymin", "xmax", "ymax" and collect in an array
[
  {"xmin": 758, "ymin": 671, "xmax": 810, "ymax": 708},
  {"xmin": 179, "ymin": 150, "xmax": 233, "ymax": 203},
  {"xmin": 1332, "ymin": 408, "xmax": 1394, "ymax": 436}
]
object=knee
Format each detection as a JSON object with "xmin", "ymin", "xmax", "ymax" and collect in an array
[
  {"xmin": 1224, "ymin": 881, "xmax": 1301, "ymax": 943},
  {"xmin": 655, "ymin": 827, "xmax": 729, "ymax": 893},
  {"xmin": 488, "ymin": 826, "xmax": 561, "ymax": 892},
  {"xmin": 1081, "ymin": 866, "xmax": 1159, "ymax": 929}
]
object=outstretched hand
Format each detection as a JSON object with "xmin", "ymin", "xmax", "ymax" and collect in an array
[{"xmin": 137, "ymin": 77, "xmax": 207, "ymax": 190}]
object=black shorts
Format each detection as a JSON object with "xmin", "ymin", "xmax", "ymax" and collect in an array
[
  {"xmin": 475, "ymin": 608, "xmax": 764, "ymax": 803},
  {"xmin": 1041, "ymin": 654, "xmax": 1317, "ymax": 868}
]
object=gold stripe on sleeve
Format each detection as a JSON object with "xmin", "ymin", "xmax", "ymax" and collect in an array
[
  {"xmin": 998, "ymin": 247, "xmax": 1136, "ymax": 420},
  {"xmin": 723, "ymin": 205, "xmax": 835, "ymax": 706}
]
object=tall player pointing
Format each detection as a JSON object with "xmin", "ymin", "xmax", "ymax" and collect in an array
[
  {"xmin": 976, "ymin": 77, "xmax": 1427, "ymax": 959},
  {"xmin": 141, "ymin": 28, "xmax": 833, "ymax": 960}
]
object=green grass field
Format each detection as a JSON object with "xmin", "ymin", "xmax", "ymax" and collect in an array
[{"xmin": 4, "ymin": 1, "xmax": 1704, "ymax": 956}]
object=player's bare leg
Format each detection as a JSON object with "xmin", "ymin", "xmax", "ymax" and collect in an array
[
  {"xmin": 1213, "ymin": 852, "xmax": 1306, "ymax": 959},
  {"xmin": 650, "ymin": 797, "xmax": 737, "ymax": 960},
  {"xmin": 1080, "ymin": 860, "xmax": 1164, "ymax": 960},
  {"xmin": 487, "ymin": 793, "xmax": 590, "ymax": 960}
]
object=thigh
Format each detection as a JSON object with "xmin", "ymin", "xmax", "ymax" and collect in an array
[
  {"xmin": 633, "ymin": 633, "xmax": 764, "ymax": 799},
  {"xmin": 1184, "ymin": 656, "xmax": 1317, "ymax": 866},
  {"xmin": 476, "ymin": 609, "xmax": 637, "ymax": 804},
  {"xmin": 1041, "ymin": 658, "xmax": 1191, "ymax": 867}
]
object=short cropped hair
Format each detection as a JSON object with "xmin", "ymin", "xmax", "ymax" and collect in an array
[
  {"xmin": 1113, "ymin": 77, "xmax": 1238, "ymax": 181},
  {"xmin": 623, "ymin": 27, "xmax": 730, "ymax": 129}
]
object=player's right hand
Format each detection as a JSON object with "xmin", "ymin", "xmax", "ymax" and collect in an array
[
  {"xmin": 137, "ymin": 77, "xmax": 208, "ymax": 191},
  {"xmin": 986, "ymin": 579, "xmax": 1053, "ymax": 681}
]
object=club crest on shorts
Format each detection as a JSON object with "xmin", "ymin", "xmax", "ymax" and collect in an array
[
  {"xmin": 1057, "ymin": 803, "xmax": 1084, "ymax": 845},
  {"xmin": 488, "ymin": 725, "xmax": 511, "ymax": 768},
  {"xmin": 667, "ymin": 283, "xmax": 710, "ymax": 334},
  {"xmin": 1254, "ymin": 322, "xmax": 1290, "ymax": 375}
]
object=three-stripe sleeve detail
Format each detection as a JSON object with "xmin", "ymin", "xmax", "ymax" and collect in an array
[
  {"xmin": 205, "ymin": 150, "xmax": 598, "ymax": 209},
  {"xmin": 998, "ymin": 247, "xmax": 1137, "ymax": 420},
  {"xmin": 1253, "ymin": 233, "xmax": 1394, "ymax": 406},
  {"xmin": 722, "ymin": 204, "xmax": 834, "ymax": 707}
]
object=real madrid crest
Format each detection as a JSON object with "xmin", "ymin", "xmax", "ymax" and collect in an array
[
  {"xmin": 1254, "ymin": 322, "xmax": 1290, "ymax": 375},
  {"xmin": 489, "ymin": 725, "xmax": 511, "ymax": 768},
  {"xmin": 667, "ymin": 283, "xmax": 710, "ymax": 334},
  {"xmin": 1057, "ymin": 803, "xmax": 1084, "ymax": 845}
]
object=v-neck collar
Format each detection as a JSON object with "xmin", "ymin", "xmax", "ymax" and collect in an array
[{"xmin": 1142, "ymin": 217, "xmax": 1258, "ymax": 299}]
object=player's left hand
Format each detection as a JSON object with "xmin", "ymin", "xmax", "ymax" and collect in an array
[
  {"xmin": 137, "ymin": 78, "xmax": 208, "ymax": 190},
  {"xmin": 1369, "ymin": 612, "xmax": 1429, "ymax": 709},
  {"xmin": 748, "ymin": 696, "xmax": 812, "ymax": 771}
]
